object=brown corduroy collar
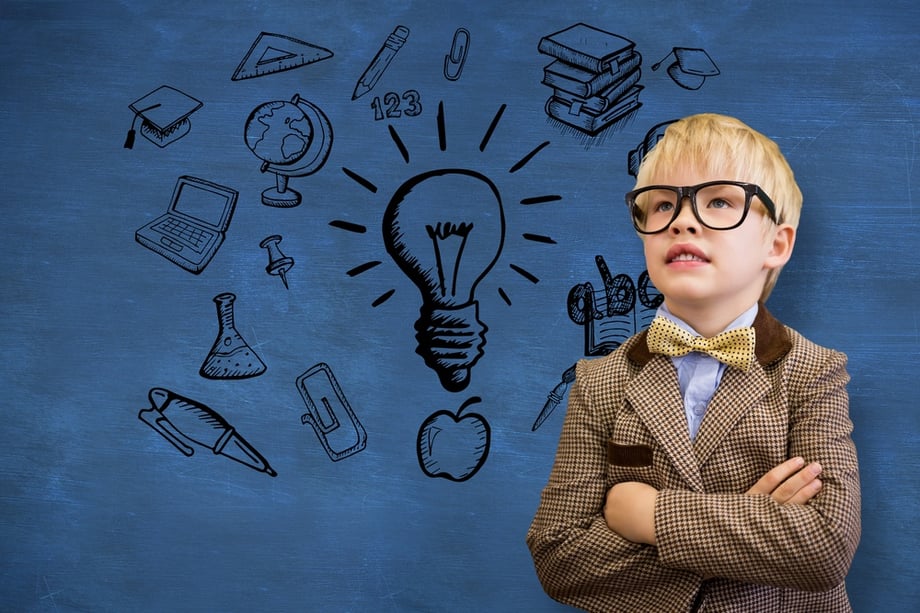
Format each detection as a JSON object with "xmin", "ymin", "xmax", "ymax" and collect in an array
[{"xmin": 628, "ymin": 302, "xmax": 793, "ymax": 368}]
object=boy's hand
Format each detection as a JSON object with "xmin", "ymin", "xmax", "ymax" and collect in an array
[
  {"xmin": 604, "ymin": 482, "xmax": 658, "ymax": 545},
  {"xmin": 746, "ymin": 457, "xmax": 823, "ymax": 505}
]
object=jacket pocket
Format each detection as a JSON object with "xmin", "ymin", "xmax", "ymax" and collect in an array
[{"xmin": 607, "ymin": 442, "xmax": 653, "ymax": 467}]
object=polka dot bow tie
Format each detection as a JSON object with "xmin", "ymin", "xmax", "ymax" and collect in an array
[{"xmin": 646, "ymin": 316, "xmax": 757, "ymax": 371}]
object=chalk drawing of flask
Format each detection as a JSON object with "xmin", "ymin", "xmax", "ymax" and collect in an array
[{"xmin": 200, "ymin": 292, "xmax": 267, "ymax": 379}]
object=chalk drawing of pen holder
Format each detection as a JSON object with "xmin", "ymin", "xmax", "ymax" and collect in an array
[{"xmin": 297, "ymin": 363, "xmax": 367, "ymax": 462}]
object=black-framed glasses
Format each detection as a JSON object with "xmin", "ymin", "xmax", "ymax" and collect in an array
[{"xmin": 625, "ymin": 181, "xmax": 778, "ymax": 234}]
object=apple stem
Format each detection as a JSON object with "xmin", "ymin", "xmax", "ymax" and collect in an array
[{"xmin": 456, "ymin": 395, "xmax": 482, "ymax": 417}]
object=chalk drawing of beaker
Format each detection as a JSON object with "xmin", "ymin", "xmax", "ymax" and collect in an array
[{"xmin": 200, "ymin": 292, "xmax": 267, "ymax": 379}]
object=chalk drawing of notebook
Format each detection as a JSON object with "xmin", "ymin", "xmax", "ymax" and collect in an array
[{"xmin": 136, "ymin": 175, "xmax": 238, "ymax": 274}]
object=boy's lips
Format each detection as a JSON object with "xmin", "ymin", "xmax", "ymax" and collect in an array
[{"xmin": 666, "ymin": 244, "xmax": 709, "ymax": 264}]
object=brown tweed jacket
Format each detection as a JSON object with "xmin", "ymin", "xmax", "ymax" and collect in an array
[{"xmin": 527, "ymin": 305, "xmax": 860, "ymax": 612}]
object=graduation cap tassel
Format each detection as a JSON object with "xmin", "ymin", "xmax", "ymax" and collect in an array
[
  {"xmin": 651, "ymin": 49, "xmax": 675, "ymax": 72},
  {"xmin": 123, "ymin": 115, "xmax": 138, "ymax": 149},
  {"xmin": 123, "ymin": 103, "xmax": 162, "ymax": 149}
]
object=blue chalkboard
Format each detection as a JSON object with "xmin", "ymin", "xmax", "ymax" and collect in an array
[{"xmin": 1, "ymin": 1, "xmax": 917, "ymax": 611}]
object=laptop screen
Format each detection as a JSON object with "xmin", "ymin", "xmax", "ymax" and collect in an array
[{"xmin": 172, "ymin": 177, "xmax": 236, "ymax": 228}]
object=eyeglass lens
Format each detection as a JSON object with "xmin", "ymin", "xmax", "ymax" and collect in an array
[{"xmin": 630, "ymin": 183, "xmax": 752, "ymax": 233}]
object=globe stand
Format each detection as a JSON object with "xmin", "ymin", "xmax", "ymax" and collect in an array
[{"xmin": 261, "ymin": 167, "xmax": 302, "ymax": 208}]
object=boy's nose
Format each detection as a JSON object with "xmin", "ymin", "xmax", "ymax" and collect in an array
[{"xmin": 669, "ymin": 198, "xmax": 699, "ymax": 234}]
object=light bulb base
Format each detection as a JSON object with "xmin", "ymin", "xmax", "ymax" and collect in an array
[{"xmin": 415, "ymin": 301, "xmax": 486, "ymax": 392}]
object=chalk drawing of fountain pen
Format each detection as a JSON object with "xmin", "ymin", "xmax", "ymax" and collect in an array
[
  {"xmin": 532, "ymin": 363, "xmax": 577, "ymax": 432},
  {"xmin": 139, "ymin": 387, "xmax": 277, "ymax": 477}
]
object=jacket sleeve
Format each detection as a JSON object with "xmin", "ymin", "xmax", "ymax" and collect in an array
[
  {"xmin": 654, "ymin": 346, "xmax": 861, "ymax": 591},
  {"xmin": 526, "ymin": 359, "xmax": 696, "ymax": 607}
]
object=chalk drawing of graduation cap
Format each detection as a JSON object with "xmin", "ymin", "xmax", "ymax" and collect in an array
[
  {"xmin": 652, "ymin": 47, "xmax": 720, "ymax": 90},
  {"xmin": 125, "ymin": 85, "xmax": 203, "ymax": 148}
]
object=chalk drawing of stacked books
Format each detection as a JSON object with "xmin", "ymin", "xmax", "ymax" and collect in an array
[{"xmin": 538, "ymin": 23, "xmax": 642, "ymax": 136}]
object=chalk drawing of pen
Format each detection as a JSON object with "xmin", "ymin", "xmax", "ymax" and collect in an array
[
  {"xmin": 352, "ymin": 25, "xmax": 410, "ymax": 100},
  {"xmin": 139, "ymin": 387, "xmax": 277, "ymax": 477},
  {"xmin": 532, "ymin": 363, "xmax": 577, "ymax": 432}
]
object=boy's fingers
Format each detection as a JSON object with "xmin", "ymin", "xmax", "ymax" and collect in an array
[
  {"xmin": 784, "ymin": 478, "xmax": 823, "ymax": 505},
  {"xmin": 746, "ymin": 457, "xmax": 806, "ymax": 496},
  {"xmin": 772, "ymin": 462, "xmax": 823, "ymax": 504}
]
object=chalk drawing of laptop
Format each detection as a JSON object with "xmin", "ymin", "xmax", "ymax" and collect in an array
[{"xmin": 136, "ymin": 175, "xmax": 238, "ymax": 274}]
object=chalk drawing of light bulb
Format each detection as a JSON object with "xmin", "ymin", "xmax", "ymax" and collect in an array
[{"xmin": 383, "ymin": 168, "xmax": 505, "ymax": 393}]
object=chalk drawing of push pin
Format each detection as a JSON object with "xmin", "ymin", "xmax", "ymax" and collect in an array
[{"xmin": 260, "ymin": 235, "xmax": 295, "ymax": 289}]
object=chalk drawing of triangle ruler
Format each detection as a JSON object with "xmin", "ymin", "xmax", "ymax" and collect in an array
[{"xmin": 232, "ymin": 32, "xmax": 334, "ymax": 80}]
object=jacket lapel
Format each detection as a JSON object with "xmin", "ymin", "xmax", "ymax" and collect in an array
[
  {"xmin": 625, "ymin": 356, "xmax": 705, "ymax": 492},
  {"xmin": 691, "ymin": 365, "xmax": 770, "ymax": 467},
  {"xmin": 693, "ymin": 307, "xmax": 791, "ymax": 466}
]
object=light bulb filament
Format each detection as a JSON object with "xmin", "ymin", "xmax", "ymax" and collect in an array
[{"xmin": 426, "ymin": 222, "xmax": 473, "ymax": 297}]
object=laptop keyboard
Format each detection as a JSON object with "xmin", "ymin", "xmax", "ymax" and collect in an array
[{"xmin": 154, "ymin": 217, "xmax": 212, "ymax": 248}]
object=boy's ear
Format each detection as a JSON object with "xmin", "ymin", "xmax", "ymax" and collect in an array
[{"xmin": 765, "ymin": 224, "xmax": 796, "ymax": 270}]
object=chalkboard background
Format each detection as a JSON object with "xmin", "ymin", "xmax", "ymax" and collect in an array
[{"xmin": 2, "ymin": 1, "xmax": 917, "ymax": 611}]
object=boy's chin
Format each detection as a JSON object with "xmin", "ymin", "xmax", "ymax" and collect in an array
[{"xmin": 653, "ymin": 279, "xmax": 712, "ymax": 301}]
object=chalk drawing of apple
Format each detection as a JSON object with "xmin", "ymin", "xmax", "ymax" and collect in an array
[{"xmin": 417, "ymin": 396, "xmax": 491, "ymax": 482}]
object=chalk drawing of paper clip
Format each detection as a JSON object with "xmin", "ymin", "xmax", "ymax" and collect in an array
[
  {"xmin": 297, "ymin": 362, "xmax": 367, "ymax": 461},
  {"xmin": 444, "ymin": 28, "xmax": 470, "ymax": 81}
]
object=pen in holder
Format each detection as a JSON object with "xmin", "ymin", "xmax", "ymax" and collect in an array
[{"xmin": 297, "ymin": 363, "xmax": 367, "ymax": 462}]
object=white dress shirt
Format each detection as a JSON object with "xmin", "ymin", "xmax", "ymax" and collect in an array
[{"xmin": 655, "ymin": 302, "xmax": 759, "ymax": 439}]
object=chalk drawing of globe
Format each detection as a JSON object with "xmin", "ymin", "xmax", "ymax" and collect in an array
[
  {"xmin": 243, "ymin": 94, "xmax": 333, "ymax": 207},
  {"xmin": 245, "ymin": 100, "xmax": 312, "ymax": 165}
]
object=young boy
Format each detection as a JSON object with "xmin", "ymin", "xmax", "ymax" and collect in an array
[{"xmin": 527, "ymin": 114, "xmax": 860, "ymax": 612}]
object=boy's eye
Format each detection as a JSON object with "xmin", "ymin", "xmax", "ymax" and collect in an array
[
  {"xmin": 699, "ymin": 184, "xmax": 747, "ymax": 210},
  {"xmin": 653, "ymin": 200, "xmax": 675, "ymax": 213},
  {"xmin": 705, "ymin": 197, "xmax": 733, "ymax": 209}
]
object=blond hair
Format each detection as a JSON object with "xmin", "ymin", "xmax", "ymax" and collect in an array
[{"xmin": 633, "ymin": 113, "xmax": 802, "ymax": 300}]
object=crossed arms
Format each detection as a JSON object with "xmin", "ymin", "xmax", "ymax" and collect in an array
[{"xmin": 605, "ymin": 455, "xmax": 825, "ymax": 545}]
